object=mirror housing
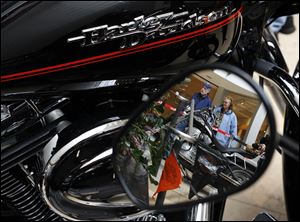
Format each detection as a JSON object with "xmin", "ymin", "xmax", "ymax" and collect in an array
[{"xmin": 114, "ymin": 63, "xmax": 278, "ymax": 210}]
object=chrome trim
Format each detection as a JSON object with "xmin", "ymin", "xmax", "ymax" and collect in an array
[
  {"xmin": 2, "ymin": 180, "xmax": 20, "ymax": 193},
  {"xmin": 48, "ymin": 119, "xmax": 127, "ymax": 166},
  {"xmin": 41, "ymin": 119, "xmax": 136, "ymax": 221},
  {"xmin": 17, "ymin": 195, "xmax": 41, "ymax": 210},
  {"xmin": 27, "ymin": 208, "xmax": 49, "ymax": 221},
  {"xmin": 2, "ymin": 176, "xmax": 16, "ymax": 187},
  {"xmin": 214, "ymin": 11, "xmax": 242, "ymax": 59},
  {"xmin": 19, "ymin": 163, "xmax": 35, "ymax": 186},
  {"xmin": 118, "ymin": 210, "xmax": 157, "ymax": 221},
  {"xmin": 67, "ymin": 36, "xmax": 85, "ymax": 43},
  {"xmin": 63, "ymin": 192, "xmax": 135, "ymax": 208},
  {"xmin": 167, "ymin": 125, "xmax": 196, "ymax": 143},
  {"xmin": 176, "ymin": 92, "xmax": 190, "ymax": 102},
  {"xmin": 13, "ymin": 193, "xmax": 38, "ymax": 206},
  {"xmin": 188, "ymin": 99, "xmax": 195, "ymax": 136},
  {"xmin": 1, "ymin": 1, "xmax": 28, "ymax": 18},
  {"xmin": 26, "ymin": 99, "xmax": 46, "ymax": 126},
  {"xmin": 1, "ymin": 104, "xmax": 11, "ymax": 122},
  {"xmin": 22, "ymin": 203, "xmax": 47, "ymax": 217},
  {"xmin": 219, "ymin": 172, "xmax": 241, "ymax": 187},
  {"xmin": 223, "ymin": 152, "xmax": 261, "ymax": 168},
  {"xmin": 68, "ymin": 6, "xmax": 233, "ymax": 49},
  {"xmin": 134, "ymin": 213, "xmax": 166, "ymax": 221},
  {"xmin": 188, "ymin": 202, "xmax": 211, "ymax": 221},
  {"xmin": 79, "ymin": 148, "xmax": 113, "ymax": 169},
  {"xmin": 22, "ymin": 203, "xmax": 45, "ymax": 217},
  {"xmin": 8, "ymin": 187, "xmax": 34, "ymax": 201},
  {"xmin": 6, "ymin": 185, "xmax": 28, "ymax": 198},
  {"xmin": 2, "ymin": 183, "xmax": 24, "ymax": 196},
  {"xmin": 1, "ymin": 170, "xmax": 60, "ymax": 221}
]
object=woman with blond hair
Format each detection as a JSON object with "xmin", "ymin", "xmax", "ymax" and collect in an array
[{"xmin": 212, "ymin": 96, "xmax": 238, "ymax": 148}]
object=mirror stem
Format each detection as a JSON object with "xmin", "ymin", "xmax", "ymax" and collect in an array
[
  {"xmin": 170, "ymin": 95, "xmax": 188, "ymax": 126},
  {"xmin": 188, "ymin": 99, "xmax": 195, "ymax": 136},
  {"xmin": 155, "ymin": 192, "xmax": 166, "ymax": 207},
  {"xmin": 278, "ymin": 134, "xmax": 299, "ymax": 161}
]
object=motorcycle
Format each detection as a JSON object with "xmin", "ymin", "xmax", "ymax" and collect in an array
[
  {"xmin": 152, "ymin": 97, "xmax": 258, "ymax": 184},
  {"xmin": 1, "ymin": 1, "xmax": 299, "ymax": 221}
]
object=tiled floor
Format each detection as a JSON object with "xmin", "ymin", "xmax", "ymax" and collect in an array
[{"xmin": 222, "ymin": 14, "xmax": 299, "ymax": 221}]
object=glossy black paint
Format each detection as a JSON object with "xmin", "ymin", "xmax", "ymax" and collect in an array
[
  {"xmin": 1, "ymin": 74, "xmax": 173, "ymax": 101},
  {"xmin": 282, "ymin": 58, "xmax": 300, "ymax": 221},
  {"xmin": 261, "ymin": 28, "xmax": 289, "ymax": 72},
  {"xmin": 1, "ymin": 1, "xmax": 241, "ymax": 92},
  {"xmin": 1, "ymin": 98, "xmax": 71, "ymax": 171},
  {"xmin": 293, "ymin": 61, "xmax": 299, "ymax": 85},
  {"xmin": 254, "ymin": 59, "xmax": 299, "ymax": 117},
  {"xmin": 283, "ymin": 105, "xmax": 299, "ymax": 221}
]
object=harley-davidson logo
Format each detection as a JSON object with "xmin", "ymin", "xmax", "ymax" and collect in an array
[{"xmin": 68, "ymin": 6, "xmax": 232, "ymax": 49}]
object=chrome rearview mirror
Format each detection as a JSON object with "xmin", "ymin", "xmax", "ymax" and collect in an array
[{"xmin": 114, "ymin": 63, "xmax": 277, "ymax": 210}]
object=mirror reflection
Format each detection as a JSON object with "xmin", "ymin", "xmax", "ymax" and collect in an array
[{"xmin": 116, "ymin": 69, "xmax": 270, "ymax": 207}]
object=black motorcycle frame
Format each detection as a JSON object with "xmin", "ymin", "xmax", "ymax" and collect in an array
[{"xmin": 1, "ymin": 1, "xmax": 299, "ymax": 221}]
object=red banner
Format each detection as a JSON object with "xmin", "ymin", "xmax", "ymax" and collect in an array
[{"xmin": 153, "ymin": 151, "xmax": 182, "ymax": 197}]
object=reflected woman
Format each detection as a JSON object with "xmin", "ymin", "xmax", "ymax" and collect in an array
[{"xmin": 212, "ymin": 96, "xmax": 238, "ymax": 148}]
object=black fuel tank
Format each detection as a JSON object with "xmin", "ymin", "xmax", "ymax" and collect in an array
[{"xmin": 1, "ymin": 1, "xmax": 242, "ymax": 88}]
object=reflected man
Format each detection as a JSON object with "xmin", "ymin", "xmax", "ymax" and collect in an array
[{"xmin": 176, "ymin": 82, "xmax": 212, "ymax": 132}]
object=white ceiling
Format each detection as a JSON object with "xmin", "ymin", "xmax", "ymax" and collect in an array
[{"xmin": 194, "ymin": 69, "xmax": 259, "ymax": 98}]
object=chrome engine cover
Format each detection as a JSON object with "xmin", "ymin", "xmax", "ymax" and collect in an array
[{"xmin": 40, "ymin": 118, "xmax": 160, "ymax": 221}]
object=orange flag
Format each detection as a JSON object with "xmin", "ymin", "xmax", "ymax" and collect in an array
[{"xmin": 153, "ymin": 151, "xmax": 182, "ymax": 196}]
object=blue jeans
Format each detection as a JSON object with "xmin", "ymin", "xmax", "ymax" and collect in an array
[
  {"xmin": 269, "ymin": 16, "xmax": 287, "ymax": 33},
  {"xmin": 176, "ymin": 119, "xmax": 188, "ymax": 132}
]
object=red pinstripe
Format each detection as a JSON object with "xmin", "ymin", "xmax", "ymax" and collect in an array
[{"xmin": 1, "ymin": 7, "xmax": 242, "ymax": 83}]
